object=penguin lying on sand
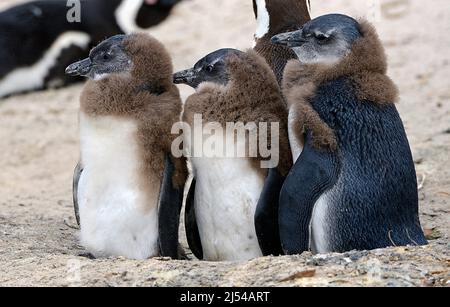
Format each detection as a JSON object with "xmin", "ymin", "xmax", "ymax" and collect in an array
[
  {"xmin": 252, "ymin": 0, "xmax": 311, "ymax": 84},
  {"xmin": 173, "ymin": 49, "xmax": 292, "ymax": 261},
  {"xmin": 0, "ymin": 0, "xmax": 182, "ymax": 98},
  {"xmin": 271, "ymin": 14, "xmax": 427, "ymax": 254},
  {"xmin": 66, "ymin": 33, "xmax": 187, "ymax": 260}
]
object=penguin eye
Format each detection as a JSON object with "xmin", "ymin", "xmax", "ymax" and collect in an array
[
  {"xmin": 315, "ymin": 33, "xmax": 329, "ymax": 42},
  {"xmin": 103, "ymin": 53, "xmax": 111, "ymax": 61},
  {"xmin": 205, "ymin": 65, "xmax": 214, "ymax": 73}
]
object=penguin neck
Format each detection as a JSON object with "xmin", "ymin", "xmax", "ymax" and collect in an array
[
  {"xmin": 254, "ymin": 0, "xmax": 310, "ymax": 39},
  {"xmin": 130, "ymin": 72, "xmax": 169, "ymax": 96},
  {"xmin": 129, "ymin": 63, "xmax": 171, "ymax": 95},
  {"xmin": 253, "ymin": 0, "xmax": 311, "ymax": 84},
  {"xmin": 254, "ymin": 40, "xmax": 297, "ymax": 85}
]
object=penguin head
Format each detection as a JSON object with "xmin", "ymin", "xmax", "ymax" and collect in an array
[
  {"xmin": 271, "ymin": 14, "xmax": 361, "ymax": 65},
  {"xmin": 66, "ymin": 35, "xmax": 132, "ymax": 80},
  {"xmin": 173, "ymin": 48, "xmax": 243, "ymax": 89}
]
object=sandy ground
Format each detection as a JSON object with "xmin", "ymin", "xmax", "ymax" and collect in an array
[{"xmin": 0, "ymin": 0, "xmax": 449, "ymax": 287}]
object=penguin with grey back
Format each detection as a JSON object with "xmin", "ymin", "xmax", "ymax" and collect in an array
[
  {"xmin": 174, "ymin": 49, "xmax": 292, "ymax": 261},
  {"xmin": 252, "ymin": 0, "xmax": 311, "ymax": 84},
  {"xmin": 67, "ymin": 33, "xmax": 187, "ymax": 259},
  {"xmin": 272, "ymin": 14, "xmax": 427, "ymax": 254},
  {"xmin": 0, "ymin": 0, "xmax": 182, "ymax": 98}
]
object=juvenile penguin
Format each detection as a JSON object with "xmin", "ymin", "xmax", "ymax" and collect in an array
[
  {"xmin": 0, "ymin": 0, "xmax": 182, "ymax": 98},
  {"xmin": 272, "ymin": 14, "xmax": 427, "ymax": 254},
  {"xmin": 66, "ymin": 33, "xmax": 187, "ymax": 260},
  {"xmin": 173, "ymin": 49, "xmax": 292, "ymax": 261},
  {"xmin": 252, "ymin": 0, "xmax": 311, "ymax": 84}
]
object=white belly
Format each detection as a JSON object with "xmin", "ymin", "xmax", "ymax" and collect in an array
[
  {"xmin": 78, "ymin": 114, "xmax": 160, "ymax": 260},
  {"xmin": 191, "ymin": 157, "xmax": 265, "ymax": 261},
  {"xmin": 310, "ymin": 192, "xmax": 330, "ymax": 254},
  {"xmin": 288, "ymin": 107, "xmax": 304, "ymax": 163},
  {"xmin": 310, "ymin": 179, "xmax": 342, "ymax": 254}
]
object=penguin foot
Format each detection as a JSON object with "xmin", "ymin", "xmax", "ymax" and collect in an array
[{"xmin": 63, "ymin": 218, "xmax": 79, "ymax": 230}]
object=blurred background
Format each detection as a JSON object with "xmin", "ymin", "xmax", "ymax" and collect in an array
[{"xmin": 0, "ymin": 0, "xmax": 448, "ymax": 285}]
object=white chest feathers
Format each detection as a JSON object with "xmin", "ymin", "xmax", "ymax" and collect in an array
[
  {"xmin": 191, "ymin": 156, "xmax": 265, "ymax": 261},
  {"xmin": 77, "ymin": 114, "xmax": 160, "ymax": 260},
  {"xmin": 310, "ymin": 179, "xmax": 342, "ymax": 254},
  {"xmin": 288, "ymin": 106, "xmax": 304, "ymax": 163}
]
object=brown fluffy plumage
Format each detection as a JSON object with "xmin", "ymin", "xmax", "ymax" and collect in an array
[
  {"xmin": 183, "ymin": 50, "xmax": 293, "ymax": 176},
  {"xmin": 282, "ymin": 20, "xmax": 399, "ymax": 150},
  {"xmin": 80, "ymin": 33, "xmax": 187, "ymax": 188},
  {"xmin": 254, "ymin": 0, "xmax": 311, "ymax": 84}
]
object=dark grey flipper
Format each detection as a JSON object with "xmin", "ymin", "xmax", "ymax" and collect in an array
[
  {"xmin": 184, "ymin": 179, "xmax": 203, "ymax": 260},
  {"xmin": 255, "ymin": 168, "xmax": 285, "ymax": 256},
  {"xmin": 158, "ymin": 154, "xmax": 185, "ymax": 259},
  {"xmin": 279, "ymin": 133, "xmax": 340, "ymax": 255},
  {"xmin": 72, "ymin": 163, "xmax": 83, "ymax": 227}
]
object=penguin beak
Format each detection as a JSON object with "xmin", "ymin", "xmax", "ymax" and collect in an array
[
  {"xmin": 173, "ymin": 68, "xmax": 198, "ymax": 88},
  {"xmin": 65, "ymin": 58, "xmax": 93, "ymax": 77},
  {"xmin": 271, "ymin": 30, "xmax": 307, "ymax": 47}
]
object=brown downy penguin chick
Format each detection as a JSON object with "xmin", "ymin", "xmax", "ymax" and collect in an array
[
  {"xmin": 66, "ymin": 33, "xmax": 188, "ymax": 260},
  {"xmin": 253, "ymin": 0, "xmax": 311, "ymax": 84},
  {"xmin": 272, "ymin": 14, "xmax": 427, "ymax": 254},
  {"xmin": 173, "ymin": 49, "xmax": 292, "ymax": 261}
]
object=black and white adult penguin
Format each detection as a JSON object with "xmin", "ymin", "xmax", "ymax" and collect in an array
[
  {"xmin": 0, "ymin": 0, "xmax": 182, "ymax": 98},
  {"xmin": 252, "ymin": 0, "xmax": 311, "ymax": 84},
  {"xmin": 66, "ymin": 33, "xmax": 188, "ymax": 260},
  {"xmin": 173, "ymin": 49, "xmax": 292, "ymax": 261},
  {"xmin": 271, "ymin": 14, "xmax": 428, "ymax": 254}
]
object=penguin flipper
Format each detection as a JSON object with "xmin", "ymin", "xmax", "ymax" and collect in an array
[
  {"xmin": 72, "ymin": 163, "xmax": 83, "ymax": 227},
  {"xmin": 255, "ymin": 168, "xmax": 285, "ymax": 256},
  {"xmin": 158, "ymin": 154, "xmax": 184, "ymax": 259},
  {"xmin": 279, "ymin": 133, "xmax": 340, "ymax": 255},
  {"xmin": 185, "ymin": 179, "xmax": 203, "ymax": 260}
]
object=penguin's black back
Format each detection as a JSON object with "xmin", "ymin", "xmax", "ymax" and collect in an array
[
  {"xmin": 0, "ymin": 0, "xmax": 178, "ymax": 94},
  {"xmin": 311, "ymin": 77, "xmax": 427, "ymax": 251}
]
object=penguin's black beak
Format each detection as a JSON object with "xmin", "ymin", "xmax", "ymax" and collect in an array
[
  {"xmin": 65, "ymin": 58, "xmax": 93, "ymax": 77},
  {"xmin": 271, "ymin": 30, "xmax": 306, "ymax": 47},
  {"xmin": 173, "ymin": 68, "xmax": 198, "ymax": 88}
]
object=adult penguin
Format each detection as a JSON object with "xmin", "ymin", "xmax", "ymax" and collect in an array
[
  {"xmin": 272, "ymin": 14, "xmax": 427, "ymax": 254},
  {"xmin": 67, "ymin": 33, "xmax": 187, "ymax": 260},
  {"xmin": 0, "ymin": 0, "xmax": 182, "ymax": 98},
  {"xmin": 252, "ymin": 0, "xmax": 311, "ymax": 84}
]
